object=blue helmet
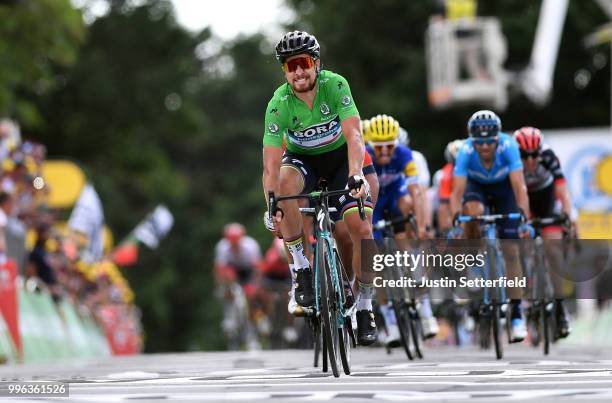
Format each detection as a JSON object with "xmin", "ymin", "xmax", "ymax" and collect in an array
[{"xmin": 467, "ymin": 110, "xmax": 501, "ymax": 138}]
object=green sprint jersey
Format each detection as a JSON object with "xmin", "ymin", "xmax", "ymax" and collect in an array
[{"xmin": 263, "ymin": 70, "xmax": 359, "ymax": 156}]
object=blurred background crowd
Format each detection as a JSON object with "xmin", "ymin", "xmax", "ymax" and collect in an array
[{"xmin": 0, "ymin": 116, "xmax": 142, "ymax": 354}]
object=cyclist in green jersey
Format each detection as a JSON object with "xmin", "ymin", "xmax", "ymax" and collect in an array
[{"xmin": 262, "ymin": 31, "xmax": 378, "ymax": 345}]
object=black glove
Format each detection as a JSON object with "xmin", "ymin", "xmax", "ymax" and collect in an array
[{"xmin": 347, "ymin": 175, "xmax": 364, "ymax": 193}]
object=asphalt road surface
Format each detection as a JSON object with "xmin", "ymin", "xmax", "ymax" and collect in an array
[{"xmin": 1, "ymin": 344, "xmax": 611, "ymax": 402}]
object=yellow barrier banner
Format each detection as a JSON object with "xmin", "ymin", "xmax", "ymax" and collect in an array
[{"xmin": 578, "ymin": 211, "xmax": 612, "ymax": 239}]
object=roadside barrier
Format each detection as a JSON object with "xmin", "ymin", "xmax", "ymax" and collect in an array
[{"xmin": 6, "ymin": 278, "xmax": 112, "ymax": 363}]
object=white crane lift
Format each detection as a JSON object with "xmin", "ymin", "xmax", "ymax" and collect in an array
[{"xmin": 425, "ymin": 0, "xmax": 610, "ymax": 111}]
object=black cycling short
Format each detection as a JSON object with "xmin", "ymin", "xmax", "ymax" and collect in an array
[
  {"xmin": 529, "ymin": 183, "xmax": 556, "ymax": 218},
  {"xmin": 282, "ymin": 143, "xmax": 373, "ymax": 221}
]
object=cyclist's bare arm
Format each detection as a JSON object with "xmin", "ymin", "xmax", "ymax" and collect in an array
[
  {"xmin": 509, "ymin": 170, "xmax": 530, "ymax": 217},
  {"xmin": 366, "ymin": 172, "xmax": 379, "ymax": 205},
  {"xmin": 262, "ymin": 146, "xmax": 283, "ymax": 202},
  {"xmin": 450, "ymin": 176, "xmax": 467, "ymax": 218},
  {"xmin": 408, "ymin": 182, "xmax": 425, "ymax": 235},
  {"xmin": 438, "ymin": 201, "xmax": 452, "ymax": 232},
  {"xmin": 342, "ymin": 115, "xmax": 365, "ymax": 188},
  {"xmin": 555, "ymin": 181, "xmax": 572, "ymax": 216},
  {"xmin": 421, "ymin": 183, "xmax": 433, "ymax": 236}
]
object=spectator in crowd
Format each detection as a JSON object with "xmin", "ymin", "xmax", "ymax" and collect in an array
[
  {"xmin": 26, "ymin": 223, "xmax": 61, "ymax": 301},
  {"xmin": 0, "ymin": 191, "xmax": 15, "ymax": 264}
]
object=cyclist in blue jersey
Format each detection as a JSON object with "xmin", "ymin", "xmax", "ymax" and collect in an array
[
  {"xmin": 364, "ymin": 114, "xmax": 439, "ymax": 340},
  {"xmin": 450, "ymin": 110, "xmax": 533, "ymax": 343},
  {"xmin": 365, "ymin": 115, "xmax": 427, "ymax": 241}
]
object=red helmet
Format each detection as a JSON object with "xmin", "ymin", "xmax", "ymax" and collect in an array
[
  {"xmin": 223, "ymin": 223, "xmax": 245, "ymax": 242},
  {"xmin": 513, "ymin": 127, "xmax": 542, "ymax": 152}
]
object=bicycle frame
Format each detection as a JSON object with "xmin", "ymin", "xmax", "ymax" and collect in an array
[
  {"xmin": 271, "ymin": 188, "xmax": 364, "ymax": 377},
  {"xmin": 310, "ymin": 194, "xmax": 350, "ymax": 326},
  {"xmin": 457, "ymin": 212, "xmax": 522, "ymax": 358}
]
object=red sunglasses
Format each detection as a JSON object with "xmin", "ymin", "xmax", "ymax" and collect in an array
[
  {"xmin": 373, "ymin": 143, "xmax": 396, "ymax": 152},
  {"xmin": 283, "ymin": 56, "xmax": 315, "ymax": 73}
]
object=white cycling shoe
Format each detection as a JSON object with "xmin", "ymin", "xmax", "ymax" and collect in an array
[
  {"xmin": 422, "ymin": 317, "xmax": 439, "ymax": 339},
  {"xmin": 384, "ymin": 323, "xmax": 401, "ymax": 348},
  {"xmin": 287, "ymin": 287, "xmax": 298, "ymax": 314},
  {"xmin": 510, "ymin": 317, "xmax": 528, "ymax": 342}
]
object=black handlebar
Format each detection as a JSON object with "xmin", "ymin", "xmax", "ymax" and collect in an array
[{"xmin": 272, "ymin": 189, "xmax": 366, "ymax": 221}]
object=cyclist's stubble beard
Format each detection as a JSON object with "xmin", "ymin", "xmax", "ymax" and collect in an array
[{"xmin": 291, "ymin": 74, "xmax": 316, "ymax": 93}]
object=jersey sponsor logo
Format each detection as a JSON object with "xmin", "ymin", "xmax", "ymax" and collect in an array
[
  {"xmin": 268, "ymin": 123, "xmax": 280, "ymax": 134},
  {"xmin": 287, "ymin": 116, "xmax": 342, "ymax": 149},
  {"xmin": 269, "ymin": 107, "xmax": 279, "ymax": 116},
  {"xmin": 337, "ymin": 81, "xmax": 344, "ymax": 90},
  {"xmin": 320, "ymin": 103, "xmax": 330, "ymax": 115},
  {"xmin": 341, "ymin": 95, "xmax": 352, "ymax": 106}
]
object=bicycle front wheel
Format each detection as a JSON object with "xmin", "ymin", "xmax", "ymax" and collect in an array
[{"xmin": 318, "ymin": 238, "xmax": 340, "ymax": 377}]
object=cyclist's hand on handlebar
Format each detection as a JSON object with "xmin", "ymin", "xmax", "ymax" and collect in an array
[
  {"xmin": 263, "ymin": 210, "xmax": 275, "ymax": 231},
  {"xmin": 448, "ymin": 226, "xmax": 464, "ymax": 239},
  {"xmin": 263, "ymin": 210, "xmax": 282, "ymax": 237},
  {"xmin": 347, "ymin": 174, "xmax": 367, "ymax": 198},
  {"xmin": 518, "ymin": 223, "xmax": 535, "ymax": 239},
  {"xmin": 452, "ymin": 212, "xmax": 461, "ymax": 227}
]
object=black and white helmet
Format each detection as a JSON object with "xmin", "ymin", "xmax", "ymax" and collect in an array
[
  {"xmin": 467, "ymin": 110, "xmax": 501, "ymax": 138},
  {"xmin": 275, "ymin": 31, "xmax": 320, "ymax": 63}
]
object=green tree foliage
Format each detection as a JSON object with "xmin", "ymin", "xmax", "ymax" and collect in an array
[
  {"xmin": 35, "ymin": 0, "xmax": 220, "ymax": 352},
  {"xmin": 286, "ymin": 0, "xmax": 609, "ymax": 170},
  {"xmin": 0, "ymin": 0, "xmax": 84, "ymax": 125},
  {"xmin": 34, "ymin": 0, "xmax": 283, "ymax": 352}
]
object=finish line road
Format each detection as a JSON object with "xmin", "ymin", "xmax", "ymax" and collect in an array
[{"xmin": 1, "ymin": 345, "xmax": 611, "ymax": 402}]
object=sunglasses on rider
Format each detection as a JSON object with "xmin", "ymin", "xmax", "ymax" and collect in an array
[
  {"xmin": 520, "ymin": 150, "xmax": 540, "ymax": 159},
  {"xmin": 473, "ymin": 137, "xmax": 498, "ymax": 146},
  {"xmin": 373, "ymin": 143, "xmax": 396, "ymax": 152},
  {"xmin": 283, "ymin": 56, "xmax": 315, "ymax": 73}
]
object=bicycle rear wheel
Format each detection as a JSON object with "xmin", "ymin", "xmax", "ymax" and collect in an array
[
  {"xmin": 492, "ymin": 304, "xmax": 503, "ymax": 360},
  {"xmin": 478, "ymin": 305, "xmax": 491, "ymax": 350},
  {"xmin": 409, "ymin": 302, "xmax": 423, "ymax": 359},
  {"xmin": 338, "ymin": 320, "xmax": 351, "ymax": 375},
  {"xmin": 391, "ymin": 300, "xmax": 414, "ymax": 360},
  {"xmin": 528, "ymin": 303, "xmax": 541, "ymax": 347},
  {"xmin": 542, "ymin": 302, "xmax": 550, "ymax": 355},
  {"xmin": 335, "ymin": 250, "xmax": 351, "ymax": 375},
  {"xmin": 312, "ymin": 318, "xmax": 321, "ymax": 368},
  {"xmin": 318, "ymin": 238, "xmax": 340, "ymax": 377}
]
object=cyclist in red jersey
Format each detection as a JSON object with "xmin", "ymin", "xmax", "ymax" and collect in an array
[{"xmin": 513, "ymin": 127, "xmax": 573, "ymax": 337}]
